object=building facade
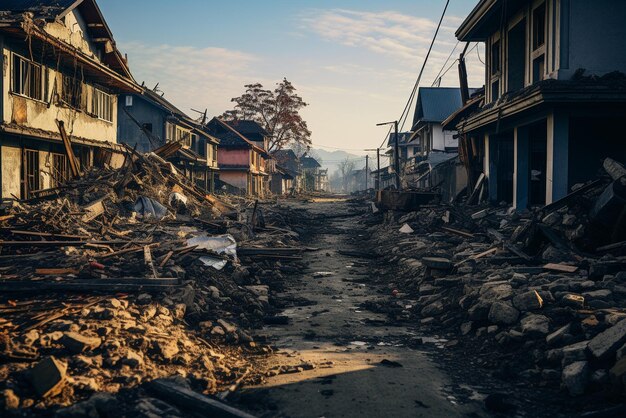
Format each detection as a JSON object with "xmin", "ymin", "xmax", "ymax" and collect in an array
[
  {"xmin": 0, "ymin": 0, "xmax": 139, "ymax": 199},
  {"xmin": 447, "ymin": 0, "xmax": 626, "ymax": 209}
]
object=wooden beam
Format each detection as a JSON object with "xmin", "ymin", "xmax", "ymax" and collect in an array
[{"xmin": 56, "ymin": 120, "xmax": 80, "ymax": 179}]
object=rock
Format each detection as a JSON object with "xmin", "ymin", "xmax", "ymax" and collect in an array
[
  {"xmin": 561, "ymin": 294, "xmax": 585, "ymax": 308},
  {"xmin": 488, "ymin": 302, "xmax": 520, "ymax": 325},
  {"xmin": 521, "ymin": 315, "xmax": 550, "ymax": 335},
  {"xmin": 56, "ymin": 393, "xmax": 117, "ymax": 418},
  {"xmin": 562, "ymin": 361, "xmax": 589, "ymax": 396},
  {"xmin": 512, "ymin": 290, "xmax": 544, "ymax": 311},
  {"xmin": 460, "ymin": 322, "xmax": 473, "ymax": 336},
  {"xmin": 610, "ymin": 357, "xmax": 626, "ymax": 388},
  {"xmin": 591, "ymin": 369, "xmax": 609, "ymax": 386},
  {"xmin": 588, "ymin": 319, "xmax": 626, "ymax": 359},
  {"xmin": 479, "ymin": 282, "xmax": 513, "ymax": 301},
  {"xmin": 29, "ymin": 356, "xmax": 67, "ymax": 398},
  {"xmin": 422, "ymin": 257, "xmax": 452, "ymax": 270},
  {"xmin": 172, "ymin": 303, "xmax": 186, "ymax": 320},
  {"xmin": 217, "ymin": 319, "xmax": 237, "ymax": 334},
  {"xmin": 583, "ymin": 289, "xmax": 613, "ymax": 301},
  {"xmin": 61, "ymin": 332, "xmax": 101, "ymax": 354},
  {"xmin": 468, "ymin": 301, "xmax": 490, "ymax": 321},
  {"xmin": 562, "ymin": 341, "xmax": 590, "ymax": 365},
  {"xmin": 122, "ymin": 349, "xmax": 144, "ymax": 368},
  {"xmin": 137, "ymin": 293, "xmax": 152, "ymax": 305},
  {"xmin": 484, "ymin": 393, "xmax": 516, "ymax": 413},
  {"xmin": 546, "ymin": 324, "xmax": 571, "ymax": 346},
  {"xmin": 421, "ymin": 301, "xmax": 444, "ymax": 317},
  {"xmin": 2, "ymin": 389, "xmax": 19, "ymax": 409},
  {"xmin": 155, "ymin": 340, "xmax": 179, "ymax": 360}
]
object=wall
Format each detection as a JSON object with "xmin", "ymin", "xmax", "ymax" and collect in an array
[
  {"xmin": 2, "ymin": 47, "xmax": 118, "ymax": 143},
  {"xmin": 218, "ymin": 148, "xmax": 250, "ymax": 166},
  {"xmin": 220, "ymin": 171, "xmax": 248, "ymax": 190},
  {"xmin": 561, "ymin": 0, "xmax": 626, "ymax": 79},
  {"xmin": 44, "ymin": 10, "xmax": 104, "ymax": 64},
  {"xmin": 1, "ymin": 145, "xmax": 20, "ymax": 198},
  {"xmin": 117, "ymin": 95, "xmax": 166, "ymax": 152}
]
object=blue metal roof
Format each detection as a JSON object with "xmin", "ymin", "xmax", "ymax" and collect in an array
[{"xmin": 412, "ymin": 87, "xmax": 479, "ymax": 127}]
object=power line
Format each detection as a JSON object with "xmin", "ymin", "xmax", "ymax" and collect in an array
[
  {"xmin": 398, "ymin": 0, "xmax": 450, "ymax": 132},
  {"xmin": 431, "ymin": 40, "xmax": 460, "ymax": 87}
]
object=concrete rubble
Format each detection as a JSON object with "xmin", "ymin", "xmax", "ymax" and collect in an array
[
  {"xmin": 359, "ymin": 158, "xmax": 626, "ymax": 406},
  {"xmin": 0, "ymin": 148, "xmax": 312, "ymax": 415}
]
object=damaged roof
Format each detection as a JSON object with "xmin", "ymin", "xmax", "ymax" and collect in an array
[
  {"xmin": 1, "ymin": 0, "xmax": 78, "ymax": 17},
  {"xmin": 411, "ymin": 87, "xmax": 479, "ymax": 129},
  {"xmin": 226, "ymin": 120, "xmax": 268, "ymax": 137}
]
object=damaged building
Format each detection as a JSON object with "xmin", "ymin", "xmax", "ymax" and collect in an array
[
  {"xmin": 444, "ymin": 0, "xmax": 626, "ymax": 209},
  {"xmin": 205, "ymin": 118, "xmax": 272, "ymax": 197},
  {"xmin": 117, "ymin": 86, "xmax": 220, "ymax": 192},
  {"xmin": 0, "ymin": 0, "xmax": 140, "ymax": 199}
]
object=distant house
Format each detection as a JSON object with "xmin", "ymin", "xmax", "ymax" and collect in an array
[
  {"xmin": 272, "ymin": 149, "xmax": 302, "ymax": 194},
  {"xmin": 445, "ymin": 0, "xmax": 626, "ymax": 209},
  {"xmin": 0, "ymin": 0, "xmax": 139, "ymax": 199},
  {"xmin": 300, "ymin": 154, "xmax": 322, "ymax": 191},
  {"xmin": 370, "ymin": 166, "xmax": 395, "ymax": 190},
  {"xmin": 117, "ymin": 87, "xmax": 219, "ymax": 192},
  {"xmin": 386, "ymin": 132, "xmax": 420, "ymax": 172},
  {"xmin": 206, "ymin": 118, "xmax": 271, "ymax": 197}
]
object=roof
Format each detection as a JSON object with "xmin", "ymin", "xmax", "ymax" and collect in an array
[
  {"xmin": 206, "ymin": 118, "xmax": 270, "ymax": 157},
  {"xmin": 455, "ymin": 0, "xmax": 527, "ymax": 41},
  {"xmin": 386, "ymin": 132, "xmax": 412, "ymax": 147},
  {"xmin": 411, "ymin": 87, "xmax": 480, "ymax": 129},
  {"xmin": 0, "ymin": 0, "xmax": 138, "ymax": 92},
  {"xmin": 226, "ymin": 120, "xmax": 268, "ymax": 136},
  {"xmin": 300, "ymin": 155, "xmax": 321, "ymax": 169}
]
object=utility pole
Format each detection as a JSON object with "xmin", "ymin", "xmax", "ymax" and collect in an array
[
  {"xmin": 394, "ymin": 120, "xmax": 400, "ymax": 190},
  {"xmin": 377, "ymin": 149, "xmax": 380, "ymax": 190},
  {"xmin": 365, "ymin": 155, "xmax": 369, "ymax": 190}
]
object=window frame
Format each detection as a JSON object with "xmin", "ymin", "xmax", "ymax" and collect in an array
[
  {"xmin": 91, "ymin": 87, "xmax": 114, "ymax": 123},
  {"xmin": 531, "ymin": 1, "xmax": 547, "ymax": 83},
  {"xmin": 11, "ymin": 52, "xmax": 47, "ymax": 103}
]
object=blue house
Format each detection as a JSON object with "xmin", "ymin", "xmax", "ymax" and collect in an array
[{"xmin": 117, "ymin": 87, "xmax": 219, "ymax": 192}]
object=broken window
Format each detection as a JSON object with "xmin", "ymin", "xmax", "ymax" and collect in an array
[
  {"xmin": 491, "ymin": 40, "xmax": 501, "ymax": 75},
  {"xmin": 165, "ymin": 122, "xmax": 192, "ymax": 147},
  {"xmin": 489, "ymin": 37, "xmax": 502, "ymax": 102},
  {"xmin": 92, "ymin": 88, "xmax": 113, "ymax": 122},
  {"xmin": 61, "ymin": 74, "xmax": 84, "ymax": 109},
  {"xmin": 51, "ymin": 153, "xmax": 70, "ymax": 188},
  {"xmin": 12, "ymin": 54, "xmax": 46, "ymax": 101},
  {"xmin": 22, "ymin": 149, "xmax": 40, "ymax": 198}
]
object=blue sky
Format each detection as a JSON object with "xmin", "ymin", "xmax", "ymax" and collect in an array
[{"xmin": 100, "ymin": 0, "xmax": 485, "ymax": 154}]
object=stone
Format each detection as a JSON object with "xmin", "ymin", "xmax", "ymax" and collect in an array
[
  {"xmin": 546, "ymin": 324, "xmax": 571, "ymax": 346},
  {"xmin": 137, "ymin": 293, "xmax": 152, "ymax": 305},
  {"xmin": 562, "ymin": 341, "xmax": 590, "ymax": 365},
  {"xmin": 583, "ymin": 289, "xmax": 612, "ymax": 301},
  {"xmin": 562, "ymin": 361, "xmax": 589, "ymax": 396},
  {"xmin": 512, "ymin": 290, "xmax": 544, "ymax": 311},
  {"xmin": 521, "ymin": 315, "xmax": 550, "ymax": 335},
  {"xmin": 460, "ymin": 322, "xmax": 473, "ymax": 336},
  {"xmin": 588, "ymin": 319, "xmax": 626, "ymax": 359},
  {"xmin": 3, "ymin": 389, "xmax": 19, "ymax": 409},
  {"xmin": 155, "ymin": 340, "xmax": 179, "ymax": 360},
  {"xmin": 468, "ymin": 301, "xmax": 491, "ymax": 321},
  {"xmin": 479, "ymin": 282, "xmax": 513, "ymax": 301},
  {"xmin": 610, "ymin": 357, "xmax": 626, "ymax": 388},
  {"xmin": 217, "ymin": 319, "xmax": 237, "ymax": 334},
  {"xmin": 61, "ymin": 332, "xmax": 101, "ymax": 354},
  {"xmin": 172, "ymin": 304, "xmax": 187, "ymax": 320},
  {"xmin": 29, "ymin": 356, "xmax": 67, "ymax": 398},
  {"xmin": 560, "ymin": 294, "xmax": 585, "ymax": 309},
  {"xmin": 591, "ymin": 369, "xmax": 609, "ymax": 386},
  {"xmin": 122, "ymin": 349, "xmax": 144, "ymax": 368},
  {"xmin": 422, "ymin": 257, "xmax": 452, "ymax": 270},
  {"xmin": 488, "ymin": 302, "xmax": 520, "ymax": 325},
  {"xmin": 421, "ymin": 301, "xmax": 444, "ymax": 317}
]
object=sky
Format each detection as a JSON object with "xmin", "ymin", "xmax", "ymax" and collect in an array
[{"xmin": 100, "ymin": 0, "xmax": 485, "ymax": 155}]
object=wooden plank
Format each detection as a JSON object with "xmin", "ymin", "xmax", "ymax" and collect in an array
[
  {"xmin": 98, "ymin": 243, "xmax": 159, "ymax": 260},
  {"xmin": 543, "ymin": 263, "xmax": 578, "ymax": 273},
  {"xmin": 504, "ymin": 242, "xmax": 533, "ymax": 261},
  {"xmin": 147, "ymin": 379, "xmax": 257, "ymax": 418},
  {"xmin": 159, "ymin": 251, "xmax": 174, "ymax": 268},
  {"xmin": 596, "ymin": 241, "xmax": 626, "ymax": 252},
  {"xmin": 144, "ymin": 245, "xmax": 158, "ymax": 278},
  {"xmin": 441, "ymin": 226, "xmax": 474, "ymax": 238},
  {"xmin": 82, "ymin": 197, "xmax": 108, "ymax": 222},
  {"xmin": 56, "ymin": 119, "xmax": 80, "ymax": 179},
  {"xmin": 10, "ymin": 230, "xmax": 89, "ymax": 240},
  {"xmin": 35, "ymin": 268, "xmax": 79, "ymax": 276}
]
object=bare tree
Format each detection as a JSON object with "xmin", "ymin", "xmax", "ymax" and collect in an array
[{"xmin": 337, "ymin": 157, "xmax": 355, "ymax": 193}]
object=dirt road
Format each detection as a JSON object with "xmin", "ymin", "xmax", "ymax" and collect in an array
[{"xmin": 237, "ymin": 199, "xmax": 485, "ymax": 418}]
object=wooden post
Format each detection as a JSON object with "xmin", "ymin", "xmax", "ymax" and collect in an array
[{"xmin": 56, "ymin": 120, "xmax": 80, "ymax": 179}]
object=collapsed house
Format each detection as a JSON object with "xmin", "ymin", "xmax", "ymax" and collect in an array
[
  {"xmin": 117, "ymin": 86, "xmax": 220, "ymax": 192},
  {"xmin": 0, "ymin": 0, "xmax": 140, "ymax": 199},
  {"xmin": 205, "ymin": 118, "xmax": 272, "ymax": 197},
  {"xmin": 300, "ymin": 154, "xmax": 326, "ymax": 192},
  {"xmin": 444, "ymin": 0, "xmax": 626, "ymax": 210}
]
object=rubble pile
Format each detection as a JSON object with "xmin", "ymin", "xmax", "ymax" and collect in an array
[
  {"xmin": 364, "ymin": 158, "xmax": 626, "ymax": 401},
  {"xmin": 0, "ymin": 150, "xmax": 306, "ymax": 415}
]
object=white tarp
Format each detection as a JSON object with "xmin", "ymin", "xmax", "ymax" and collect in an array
[{"xmin": 187, "ymin": 234, "xmax": 238, "ymax": 261}]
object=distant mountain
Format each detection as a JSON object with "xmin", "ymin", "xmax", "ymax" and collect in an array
[{"xmin": 307, "ymin": 148, "xmax": 366, "ymax": 175}]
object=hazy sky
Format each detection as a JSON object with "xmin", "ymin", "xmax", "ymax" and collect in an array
[{"xmin": 100, "ymin": 0, "xmax": 485, "ymax": 155}]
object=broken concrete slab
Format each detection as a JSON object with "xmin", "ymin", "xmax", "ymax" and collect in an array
[
  {"xmin": 588, "ymin": 319, "xmax": 626, "ymax": 359},
  {"xmin": 29, "ymin": 356, "xmax": 67, "ymax": 398},
  {"xmin": 488, "ymin": 302, "xmax": 520, "ymax": 325},
  {"xmin": 521, "ymin": 315, "xmax": 550, "ymax": 335},
  {"xmin": 562, "ymin": 361, "xmax": 589, "ymax": 396},
  {"xmin": 61, "ymin": 332, "xmax": 102, "ymax": 354},
  {"xmin": 512, "ymin": 290, "xmax": 543, "ymax": 311}
]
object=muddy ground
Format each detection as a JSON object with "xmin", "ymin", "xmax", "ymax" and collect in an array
[{"xmin": 233, "ymin": 198, "xmax": 597, "ymax": 418}]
